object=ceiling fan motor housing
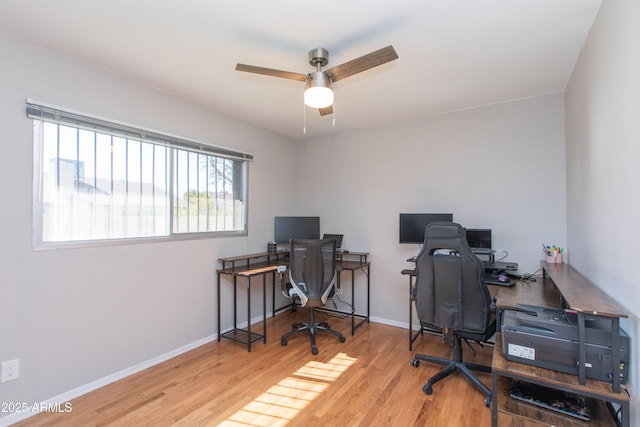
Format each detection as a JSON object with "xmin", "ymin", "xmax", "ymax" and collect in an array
[{"xmin": 308, "ymin": 47, "xmax": 329, "ymax": 68}]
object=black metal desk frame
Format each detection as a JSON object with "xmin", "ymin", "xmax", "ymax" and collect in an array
[
  {"xmin": 316, "ymin": 252, "xmax": 371, "ymax": 335},
  {"xmin": 217, "ymin": 250, "xmax": 370, "ymax": 351},
  {"xmin": 400, "ymin": 268, "xmax": 440, "ymax": 351},
  {"xmin": 217, "ymin": 250, "xmax": 288, "ymax": 352}
]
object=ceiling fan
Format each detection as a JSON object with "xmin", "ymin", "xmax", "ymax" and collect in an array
[{"xmin": 235, "ymin": 45, "xmax": 398, "ymax": 116}]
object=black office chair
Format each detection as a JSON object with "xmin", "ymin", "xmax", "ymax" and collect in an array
[
  {"xmin": 411, "ymin": 222, "xmax": 495, "ymax": 406},
  {"xmin": 280, "ymin": 239, "xmax": 346, "ymax": 355}
]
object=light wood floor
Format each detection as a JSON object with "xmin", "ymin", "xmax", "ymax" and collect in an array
[{"xmin": 13, "ymin": 309, "xmax": 494, "ymax": 426}]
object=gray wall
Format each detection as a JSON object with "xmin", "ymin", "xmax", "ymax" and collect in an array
[
  {"xmin": 295, "ymin": 95, "xmax": 566, "ymax": 326},
  {"xmin": 565, "ymin": 0, "xmax": 640, "ymax": 422}
]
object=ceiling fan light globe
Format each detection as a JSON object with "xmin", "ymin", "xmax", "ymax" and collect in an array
[
  {"xmin": 304, "ymin": 71, "xmax": 334, "ymax": 108},
  {"xmin": 304, "ymin": 86, "xmax": 334, "ymax": 108}
]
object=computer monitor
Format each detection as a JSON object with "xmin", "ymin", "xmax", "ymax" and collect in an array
[
  {"xmin": 465, "ymin": 229, "xmax": 492, "ymax": 252},
  {"xmin": 274, "ymin": 216, "xmax": 320, "ymax": 244},
  {"xmin": 399, "ymin": 213, "xmax": 453, "ymax": 244},
  {"xmin": 322, "ymin": 233, "xmax": 343, "ymax": 248}
]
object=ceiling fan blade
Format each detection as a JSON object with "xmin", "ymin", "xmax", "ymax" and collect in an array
[
  {"xmin": 235, "ymin": 63, "xmax": 308, "ymax": 82},
  {"xmin": 319, "ymin": 105, "xmax": 333, "ymax": 116},
  {"xmin": 325, "ymin": 45, "xmax": 398, "ymax": 82}
]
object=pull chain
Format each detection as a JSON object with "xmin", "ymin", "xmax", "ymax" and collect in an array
[
  {"xmin": 332, "ymin": 89, "xmax": 336, "ymax": 128},
  {"xmin": 303, "ymin": 96, "xmax": 307, "ymax": 134}
]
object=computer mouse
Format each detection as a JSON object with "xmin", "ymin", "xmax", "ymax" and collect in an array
[{"xmin": 498, "ymin": 274, "xmax": 509, "ymax": 283}]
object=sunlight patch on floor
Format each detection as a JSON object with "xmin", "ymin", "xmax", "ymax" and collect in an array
[{"xmin": 218, "ymin": 353, "xmax": 357, "ymax": 427}]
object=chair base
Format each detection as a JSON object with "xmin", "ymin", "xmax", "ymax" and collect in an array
[
  {"xmin": 411, "ymin": 335, "xmax": 492, "ymax": 406},
  {"xmin": 281, "ymin": 307, "xmax": 345, "ymax": 355}
]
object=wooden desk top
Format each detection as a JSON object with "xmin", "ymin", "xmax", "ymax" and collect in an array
[
  {"xmin": 492, "ymin": 278, "xmax": 562, "ymax": 311},
  {"xmin": 217, "ymin": 250, "xmax": 369, "ymax": 276},
  {"xmin": 218, "ymin": 250, "xmax": 288, "ymax": 263},
  {"xmin": 542, "ymin": 262, "xmax": 628, "ymax": 318},
  {"xmin": 401, "ymin": 267, "xmax": 561, "ymax": 311},
  {"xmin": 219, "ymin": 249, "xmax": 369, "ymax": 263},
  {"xmin": 235, "ymin": 264, "xmax": 281, "ymax": 277},
  {"xmin": 218, "ymin": 260, "xmax": 284, "ymax": 276}
]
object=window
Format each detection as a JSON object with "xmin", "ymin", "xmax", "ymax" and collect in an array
[{"xmin": 29, "ymin": 101, "xmax": 252, "ymax": 248}]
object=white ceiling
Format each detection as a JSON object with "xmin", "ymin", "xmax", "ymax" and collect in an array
[{"xmin": 0, "ymin": 0, "xmax": 601, "ymax": 140}]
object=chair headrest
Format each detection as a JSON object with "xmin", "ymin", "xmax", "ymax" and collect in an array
[{"xmin": 425, "ymin": 222, "xmax": 465, "ymax": 240}]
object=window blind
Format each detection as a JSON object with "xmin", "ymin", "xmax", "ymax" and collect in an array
[{"xmin": 26, "ymin": 100, "xmax": 253, "ymax": 161}]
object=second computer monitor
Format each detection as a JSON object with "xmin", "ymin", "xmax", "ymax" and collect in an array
[
  {"xmin": 466, "ymin": 228, "xmax": 492, "ymax": 253},
  {"xmin": 399, "ymin": 213, "xmax": 454, "ymax": 244},
  {"xmin": 322, "ymin": 233, "xmax": 343, "ymax": 248}
]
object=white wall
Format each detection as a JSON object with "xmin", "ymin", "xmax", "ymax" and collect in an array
[
  {"xmin": 0, "ymin": 32, "xmax": 298, "ymax": 420},
  {"xmin": 565, "ymin": 0, "xmax": 640, "ymax": 423},
  {"xmin": 296, "ymin": 94, "xmax": 567, "ymax": 326}
]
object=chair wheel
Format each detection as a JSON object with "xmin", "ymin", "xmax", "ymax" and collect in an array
[
  {"xmin": 339, "ymin": 337, "xmax": 346, "ymax": 343},
  {"xmin": 423, "ymin": 384, "xmax": 433, "ymax": 395},
  {"xmin": 281, "ymin": 338, "xmax": 287, "ymax": 346},
  {"xmin": 411, "ymin": 359, "xmax": 420, "ymax": 368},
  {"xmin": 484, "ymin": 397, "xmax": 491, "ymax": 407},
  {"xmin": 312, "ymin": 347, "xmax": 318, "ymax": 355}
]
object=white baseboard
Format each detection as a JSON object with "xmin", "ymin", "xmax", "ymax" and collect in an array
[{"xmin": 369, "ymin": 315, "xmax": 409, "ymax": 330}]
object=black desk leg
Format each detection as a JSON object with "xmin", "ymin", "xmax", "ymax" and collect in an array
[
  {"xmin": 233, "ymin": 276, "xmax": 238, "ymax": 331},
  {"xmin": 247, "ymin": 276, "xmax": 252, "ymax": 352},
  {"xmin": 366, "ymin": 264, "xmax": 370, "ymax": 324},
  {"xmin": 217, "ymin": 271, "xmax": 221, "ymax": 342},
  {"xmin": 351, "ymin": 269, "xmax": 356, "ymax": 335},
  {"xmin": 611, "ymin": 317, "xmax": 621, "ymax": 393},
  {"xmin": 263, "ymin": 273, "xmax": 267, "ymax": 343},
  {"xmin": 408, "ymin": 275, "xmax": 413, "ymax": 351},
  {"xmin": 577, "ymin": 312, "xmax": 586, "ymax": 385},
  {"xmin": 271, "ymin": 271, "xmax": 276, "ymax": 318}
]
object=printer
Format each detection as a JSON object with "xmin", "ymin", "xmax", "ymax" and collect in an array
[{"xmin": 501, "ymin": 305, "xmax": 630, "ymax": 384}]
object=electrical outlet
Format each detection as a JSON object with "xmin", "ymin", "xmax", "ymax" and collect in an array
[{"xmin": 1, "ymin": 358, "xmax": 20, "ymax": 383}]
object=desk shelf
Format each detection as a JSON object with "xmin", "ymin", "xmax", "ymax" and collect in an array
[
  {"xmin": 312, "ymin": 253, "xmax": 371, "ymax": 335},
  {"xmin": 219, "ymin": 328, "xmax": 265, "ymax": 346},
  {"xmin": 492, "ymin": 337, "xmax": 626, "ymax": 427},
  {"xmin": 494, "ymin": 376, "xmax": 615, "ymax": 426},
  {"xmin": 217, "ymin": 252, "xmax": 287, "ymax": 352}
]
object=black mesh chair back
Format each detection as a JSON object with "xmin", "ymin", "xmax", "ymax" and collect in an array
[
  {"xmin": 411, "ymin": 222, "xmax": 495, "ymax": 405},
  {"xmin": 281, "ymin": 239, "xmax": 346, "ymax": 354},
  {"xmin": 289, "ymin": 239, "xmax": 336, "ymax": 307}
]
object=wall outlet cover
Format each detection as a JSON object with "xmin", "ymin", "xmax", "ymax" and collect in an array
[{"xmin": 1, "ymin": 358, "xmax": 20, "ymax": 383}]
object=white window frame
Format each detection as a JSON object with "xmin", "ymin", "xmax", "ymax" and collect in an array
[{"xmin": 29, "ymin": 100, "xmax": 252, "ymax": 250}]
